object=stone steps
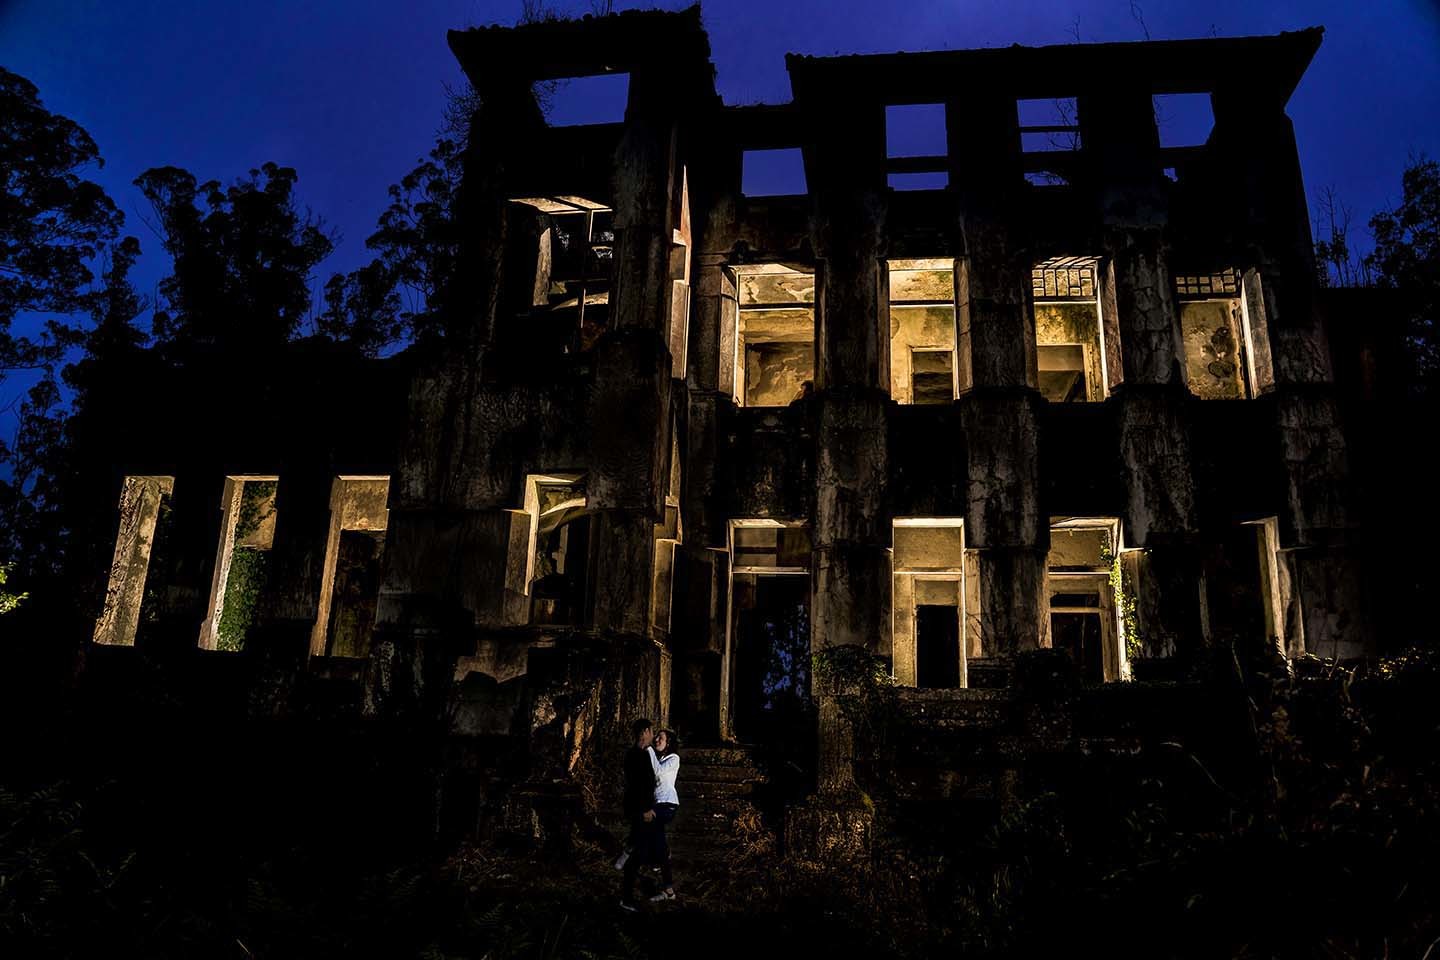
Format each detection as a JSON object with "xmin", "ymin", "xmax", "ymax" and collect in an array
[{"xmin": 600, "ymin": 744, "xmax": 770, "ymax": 881}]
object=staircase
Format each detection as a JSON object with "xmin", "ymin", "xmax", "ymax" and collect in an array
[
  {"xmin": 668, "ymin": 745, "xmax": 766, "ymax": 871},
  {"xmin": 598, "ymin": 744, "xmax": 769, "ymax": 891}
]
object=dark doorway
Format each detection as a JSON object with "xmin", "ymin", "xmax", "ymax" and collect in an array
[
  {"xmin": 326, "ymin": 530, "xmax": 385, "ymax": 658},
  {"xmin": 731, "ymin": 575, "xmax": 812, "ymax": 746},
  {"xmin": 915, "ymin": 604, "xmax": 961, "ymax": 688},
  {"xmin": 1205, "ymin": 525, "xmax": 1268, "ymax": 644},
  {"xmin": 1051, "ymin": 598, "xmax": 1104, "ymax": 683}
]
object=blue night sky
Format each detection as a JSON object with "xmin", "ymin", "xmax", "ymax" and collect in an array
[{"xmin": 1, "ymin": 0, "xmax": 1438, "ymax": 356}]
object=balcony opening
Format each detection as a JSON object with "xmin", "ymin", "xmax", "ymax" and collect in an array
[
  {"xmin": 1032, "ymin": 257, "xmax": 1109, "ymax": 402},
  {"xmin": 742, "ymin": 148, "xmax": 808, "ymax": 197},
  {"xmin": 731, "ymin": 264, "xmax": 815, "ymax": 407},
  {"xmin": 93, "ymin": 476, "xmax": 175, "ymax": 647},
  {"xmin": 889, "ymin": 258, "xmax": 957, "ymax": 404}
]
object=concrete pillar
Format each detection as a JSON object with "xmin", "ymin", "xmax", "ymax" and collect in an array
[
  {"xmin": 805, "ymin": 100, "xmax": 891, "ymax": 796},
  {"xmin": 1084, "ymin": 85, "xmax": 1208, "ymax": 665},
  {"xmin": 952, "ymin": 96, "xmax": 1048, "ymax": 660},
  {"xmin": 1212, "ymin": 92, "xmax": 1369, "ymax": 658}
]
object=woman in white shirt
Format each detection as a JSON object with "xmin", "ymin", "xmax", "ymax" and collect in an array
[{"xmin": 643, "ymin": 728, "xmax": 680, "ymax": 902}]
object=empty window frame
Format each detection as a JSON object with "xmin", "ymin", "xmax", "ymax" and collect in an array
[
  {"xmin": 889, "ymin": 258, "xmax": 957, "ymax": 404},
  {"xmin": 1173, "ymin": 268, "xmax": 1255, "ymax": 399},
  {"xmin": 886, "ymin": 103, "xmax": 949, "ymax": 190},
  {"xmin": 1032, "ymin": 257, "xmax": 1110, "ymax": 402},
  {"xmin": 1047, "ymin": 517, "xmax": 1127, "ymax": 682},
  {"xmin": 892, "ymin": 519, "xmax": 967, "ymax": 688},
  {"xmin": 1019, "ymin": 97, "xmax": 1079, "ymax": 186},
  {"xmin": 93, "ymin": 475, "xmax": 175, "ymax": 647},
  {"xmin": 742, "ymin": 148, "xmax": 808, "ymax": 198},
  {"xmin": 199, "ymin": 476, "xmax": 279, "ymax": 652},
  {"xmin": 731, "ymin": 264, "xmax": 815, "ymax": 407},
  {"xmin": 510, "ymin": 196, "xmax": 614, "ymax": 354},
  {"xmin": 544, "ymin": 72, "xmax": 630, "ymax": 127},
  {"xmin": 310, "ymin": 477, "xmax": 390, "ymax": 658},
  {"xmin": 1153, "ymin": 93, "xmax": 1214, "ymax": 149}
]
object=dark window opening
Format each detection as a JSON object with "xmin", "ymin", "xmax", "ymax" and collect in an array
[
  {"xmin": 1052, "ymin": 611, "xmax": 1105, "ymax": 683},
  {"xmin": 325, "ymin": 530, "xmax": 385, "ymax": 658},
  {"xmin": 911, "ymin": 349, "xmax": 955, "ymax": 404},
  {"xmin": 916, "ymin": 604, "xmax": 961, "ymax": 689}
]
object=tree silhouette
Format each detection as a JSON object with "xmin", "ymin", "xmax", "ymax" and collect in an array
[
  {"xmin": 321, "ymin": 138, "xmax": 463, "ymax": 354},
  {"xmin": 135, "ymin": 163, "xmax": 334, "ymax": 351},
  {"xmin": 1368, "ymin": 157, "xmax": 1440, "ymax": 392},
  {"xmin": 0, "ymin": 67, "xmax": 122, "ymax": 382}
]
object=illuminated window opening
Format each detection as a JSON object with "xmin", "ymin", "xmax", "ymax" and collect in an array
[
  {"xmin": 892, "ymin": 518, "xmax": 968, "ymax": 688},
  {"xmin": 730, "ymin": 264, "xmax": 815, "ymax": 407},
  {"xmin": 1032, "ymin": 257, "xmax": 1109, "ymax": 402},
  {"xmin": 650, "ymin": 431, "xmax": 683, "ymax": 636},
  {"xmin": 200, "ymin": 476, "xmax": 279, "ymax": 652},
  {"xmin": 1174, "ymin": 268, "xmax": 1253, "ymax": 399},
  {"xmin": 310, "ymin": 477, "xmax": 390, "ymax": 658},
  {"xmin": 1047, "ymin": 517, "xmax": 1127, "ymax": 682},
  {"xmin": 888, "ymin": 258, "xmax": 957, "ymax": 404},
  {"xmin": 510, "ymin": 196, "xmax": 613, "ymax": 354},
  {"xmin": 521, "ymin": 473, "xmax": 590, "ymax": 626},
  {"xmin": 668, "ymin": 167, "xmax": 692, "ymax": 378},
  {"xmin": 93, "ymin": 475, "xmax": 175, "ymax": 647}
]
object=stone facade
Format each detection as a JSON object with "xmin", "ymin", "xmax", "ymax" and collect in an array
[{"xmin": 80, "ymin": 9, "xmax": 1393, "ymax": 851}]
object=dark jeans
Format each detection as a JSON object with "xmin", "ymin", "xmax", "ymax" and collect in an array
[{"xmin": 621, "ymin": 803, "xmax": 678, "ymax": 898}]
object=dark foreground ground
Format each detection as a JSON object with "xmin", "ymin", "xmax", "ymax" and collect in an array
[{"xmin": 4, "ymin": 646, "xmax": 1440, "ymax": 958}]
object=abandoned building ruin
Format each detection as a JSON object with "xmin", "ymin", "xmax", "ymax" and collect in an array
[{"xmin": 80, "ymin": 8, "xmax": 1399, "ymax": 852}]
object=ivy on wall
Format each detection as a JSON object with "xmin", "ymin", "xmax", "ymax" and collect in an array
[
  {"xmin": 1101, "ymin": 546, "xmax": 1143, "ymax": 664},
  {"xmin": 236, "ymin": 481, "xmax": 278, "ymax": 542},
  {"xmin": 217, "ymin": 548, "xmax": 266, "ymax": 652}
]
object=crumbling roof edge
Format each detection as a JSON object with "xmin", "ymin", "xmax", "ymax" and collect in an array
[{"xmin": 785, "ymin": 27, "xmax": 1324, "ymax": 103}]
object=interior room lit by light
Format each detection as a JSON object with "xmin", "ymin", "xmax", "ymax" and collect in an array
[
  {"xmin": 888, "ymin": 259, "xmax": 958, "ymax": 405},
  {"xmin": 729, "ymin": 264, "xmax": 815, "ymax": 407},
  {"xmin": 1031, "ymin": 257, "xmax": 1110, "ymax": 403}
]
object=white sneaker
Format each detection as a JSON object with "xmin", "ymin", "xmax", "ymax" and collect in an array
[
  {"xmin": 613, "ymin": 851, "xmax": 630, "ymax": 871},
  {"xmin": 649, "ymin": 889, "xmax": 676, "ymax": 903},
  {"xmin": 618, "ymin": 899, "xmax": 639, "ymax": 913}
]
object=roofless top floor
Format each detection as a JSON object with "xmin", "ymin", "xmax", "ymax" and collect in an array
[{"xmin": 447, "ymin": 7, "xmax": 1322, "ymax": 260}]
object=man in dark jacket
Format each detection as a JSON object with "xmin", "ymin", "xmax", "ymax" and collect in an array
[{"xmin": 619, "ymin": 717, "xmax": 655, "ymax": 911}]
